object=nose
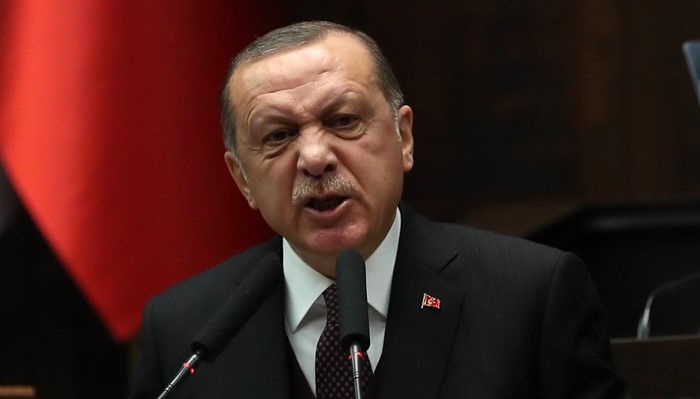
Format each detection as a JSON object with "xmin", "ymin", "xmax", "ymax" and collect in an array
[{"xmin": 296, "ymin": 130, "xmax": 337, "ymax": 177}]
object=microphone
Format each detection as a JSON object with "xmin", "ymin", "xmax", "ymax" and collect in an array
[
  {"xmin": 636, "ymin": 271, "xmax": 700, "ymax": 339},
  {"xmin": 336, "ymin": 249, "xmax": 370, "ymax": 399},
  {"xmin": 190, "ymin": 252, "xmax": 282, "ymax": 360},
  {"xmin": 156, "ymin": 252, "xmax": 281, "ymax": 399}
]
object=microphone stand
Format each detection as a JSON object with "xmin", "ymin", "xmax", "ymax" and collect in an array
[
  {"xmin": 156, "ymin": 350, "xmax": 203, "ymax": 399},
  {"xmin": 348, "ymin": 342, "xmax": 367, "ymax": 399},
  {"xmin": 636, "ymin": 271, "xmax": 700, "ymax": 339}
]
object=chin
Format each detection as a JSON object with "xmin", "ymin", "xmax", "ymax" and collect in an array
[{"xmin": 308, "ymin": 231, "xmax": 367, "ymax": 255}]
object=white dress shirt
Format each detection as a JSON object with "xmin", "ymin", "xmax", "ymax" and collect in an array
[{"xmin": 283, "ymin": 208, "xmax": 401, "ymax": 395}]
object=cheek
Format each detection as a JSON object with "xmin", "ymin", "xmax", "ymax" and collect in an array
[
  {"xmin": 345, "ymin": 138, "xmax": 404, "ymax": 191},
  {"xmin": 248, "ymin": 158, "xmax": 296, "ymax": 207}
]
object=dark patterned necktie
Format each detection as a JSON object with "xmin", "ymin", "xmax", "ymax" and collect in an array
[{"xmin": 315, "ymin": 283, "xmax": 373, "ymax": 399}]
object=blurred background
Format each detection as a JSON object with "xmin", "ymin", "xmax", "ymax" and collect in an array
[{"xmin": 2, "ymin": 1, "xmax": 699, "ymax": 398}]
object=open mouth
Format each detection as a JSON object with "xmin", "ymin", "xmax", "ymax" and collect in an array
[{"xmin": 306, "ymin": 196, "xmax": 348, "ymax": 212}]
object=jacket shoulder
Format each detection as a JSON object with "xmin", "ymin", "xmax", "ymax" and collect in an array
[
  {"xmin": 401, "ymin": 202, "xmax": 573, "ymax": 274},
  {"xmin": 144, "ymin": 237, "xmax": 281, "ymax": 335}
]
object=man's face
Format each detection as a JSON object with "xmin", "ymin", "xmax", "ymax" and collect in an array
[{"xmin": 224, "ymin": 33, "xmax": 414, "ymax": 276}]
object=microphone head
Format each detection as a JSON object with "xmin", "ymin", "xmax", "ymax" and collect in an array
[
  {"xmin": 190, "ymin": 252, "xmax": 281, "ymax": 362},
  {"xmin": 336, "ymin": 249, "xmax": 370, "ymax": 352}
]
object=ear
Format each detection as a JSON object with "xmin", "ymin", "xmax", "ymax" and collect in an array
[
  {"xmin": 397, "ymin": 105, "xmax": 414, "ymax": 172},
  {"xmin": 224, "ymin": 151, "xmax": 258, "ymax": 209}
]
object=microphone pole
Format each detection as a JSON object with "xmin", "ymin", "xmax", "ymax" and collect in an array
[
  {"xmin": 336, "ymin": 249, "xmax": 371, "ymax": 399},
  {"xmin": 636, "ymin": 271, "xmax": 700, "ymax": 339},
  {"xmin": 156, "ymin": 351, "xmax": 203, "ymax": 399},
  {"xmin": 156, "ymin": 252, "xmax": 281, "ymax": 399}
]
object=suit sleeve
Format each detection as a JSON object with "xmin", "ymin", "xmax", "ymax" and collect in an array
[
  {"xmin": 538, "ymin": 253, "xmax": 628, "ymax": 399},
  {"xmin": 129, "ymin": 299, "xmax": 164, "ymax": 399}
]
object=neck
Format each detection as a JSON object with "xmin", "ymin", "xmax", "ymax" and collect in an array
[{"xmin": 293, "ymin": 249, "xmax": 343, "ymax": 279}]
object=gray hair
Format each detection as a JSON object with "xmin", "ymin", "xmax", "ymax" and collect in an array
[{"xmin": 220, "ymin": 21, "xmax": 405, "ymax": 153}]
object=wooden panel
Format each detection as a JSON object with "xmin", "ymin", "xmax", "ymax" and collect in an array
[
  {"xmin": 612, "ymin": 336, "xmax": 700, "ymax": 398},
  {"xmin": 571, "ymin": 0, "xmax": 630, "ymax": 199},
  {"xmin": 0, "ymin": 386, "xmax": 35, "ymax": 399}
]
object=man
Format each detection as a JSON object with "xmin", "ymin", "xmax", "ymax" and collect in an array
[{"xmin": 130, "ymin": 21, "xmax": 627, "ymax": 398}]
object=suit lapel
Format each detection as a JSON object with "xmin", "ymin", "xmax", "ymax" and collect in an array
[{"xmin": 375, "ymin": 205, "xmax": 465, "ymax": 399}]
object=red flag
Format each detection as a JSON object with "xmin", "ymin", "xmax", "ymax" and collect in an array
[
  {"xmin": 421, "ymin": 293, "xmax": 441, "ymax": 309},
  {"xmin": 0, "ymin": 1, "xmax": 279, "ymax": 341}
]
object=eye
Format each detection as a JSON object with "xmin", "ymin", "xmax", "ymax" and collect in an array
[
  {"xmin": 329, "ymin": 114, "xmax": 358, "ymax": 128},
  {"xmin": 265, "ymin": 129, "xmax": 297, "ymax": 143}
]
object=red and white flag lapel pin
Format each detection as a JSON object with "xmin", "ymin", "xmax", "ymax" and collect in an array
[{"xmin": 421, "ymin": 293, "xmax": 441, "ymax": 310}]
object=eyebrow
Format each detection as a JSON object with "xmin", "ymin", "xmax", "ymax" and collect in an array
[
  {"xmin": 247, "ymin": 108, "xmax": 294, "ymax": 133},
  {"xmin": 318, "ymin": 89, "xmax": 365, "ymax": 113}
]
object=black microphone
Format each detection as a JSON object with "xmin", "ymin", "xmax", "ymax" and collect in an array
[
  {"xmin": 636, "ymin": 271, "xmax": 700, "ymax": 339},
  {"xmin": 156, "ymin": 252, "xmax": 281, "ymax": 399},
  {"xmin": 336, "ymin": 249, "xmax": 370, "ymax": 399}
]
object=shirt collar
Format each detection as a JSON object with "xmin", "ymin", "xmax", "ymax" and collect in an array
[{"xmin": 283, "ymin": 208, "xmax": 401, "ymax": 333}]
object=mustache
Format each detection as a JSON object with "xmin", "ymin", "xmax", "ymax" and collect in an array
[{"xmin": 292, "ymin": 174, "xmax": 356, "ymax": 205}]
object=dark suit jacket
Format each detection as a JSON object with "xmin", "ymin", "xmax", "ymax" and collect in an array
[{"xmin": 130, "ymin": 204, "xmax": 627, "ymax": 399}]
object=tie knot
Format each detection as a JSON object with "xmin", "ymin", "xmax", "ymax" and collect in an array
[{"xmin": 322, "ymin": 283, "xmax": 338, "ymax": 325}]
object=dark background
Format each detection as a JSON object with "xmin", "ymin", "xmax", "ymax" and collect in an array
[
  {"xmin": 3, "ymin": 1, "xmax": 700, "ymax": 397},
  {"xmin": 289, "ymin": 0, "xmax": 700, "ymax": 233}
]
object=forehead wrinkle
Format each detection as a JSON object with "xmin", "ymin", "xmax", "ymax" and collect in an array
[
  {"xmin": 244, "ymin": 78, "xmax": 332, "ymax": 129},
  {"xmin": 239, "ymin": 45, "xmax": 339, "ymax": 91},
  {"xmin": 231, "ymin": 34, "xmax": 379, "ymax": 134},
  {"xmin": 246, "ymin": 75, "xmax": 371, "ymax": 130}
]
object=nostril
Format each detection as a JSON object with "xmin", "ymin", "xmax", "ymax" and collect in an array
[
  {"xmin": 297, "ymin": 140, "xmax": 338, "ymax": 177},
  {"xmin": 302, "ymin": 163, "xmax": 336, "ymax": 178}
]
